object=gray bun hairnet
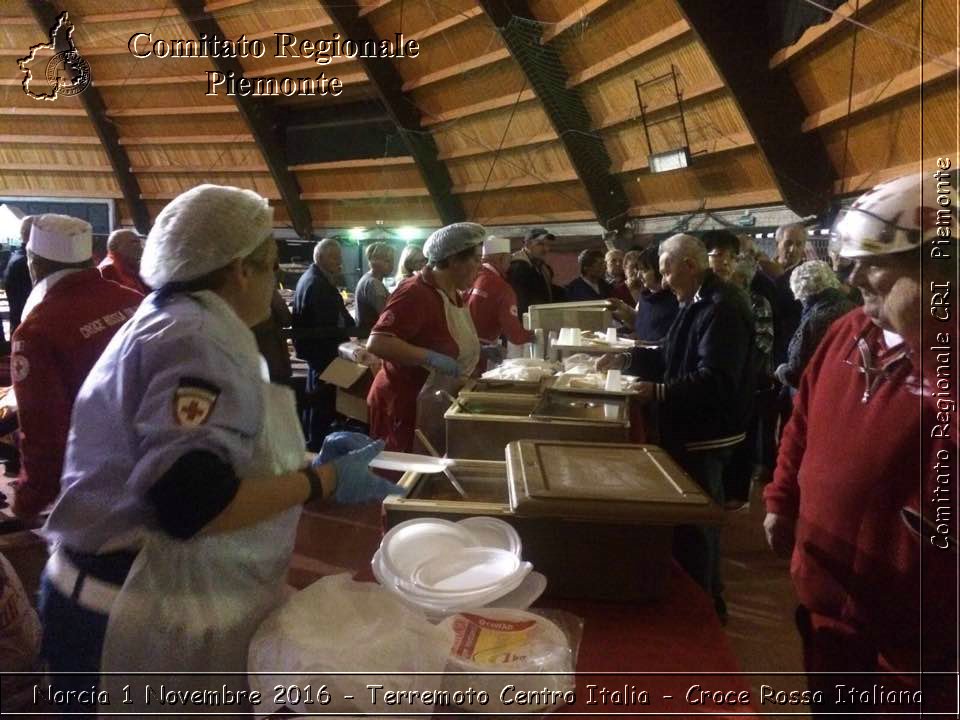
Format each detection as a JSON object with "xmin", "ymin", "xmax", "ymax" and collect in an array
[
  {"xmin": 423, "ymin": 222, "xmax": 486, "ymax": 263},
  {"xmin": 141, "ymin": 184, "xmax": 274, "ymax": 287}
]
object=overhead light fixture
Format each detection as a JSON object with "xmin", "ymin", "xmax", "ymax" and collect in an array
[
  {"xmin": 396, "ymin": 226, "xmax": 420, "ymax": 241},
  {"xmin": 348, "ymin": 226, "xmax": 367, "ymax": 241},
  {"xmin": 648, "ymin": 147, "xmax": 691, "ymax": 174}
]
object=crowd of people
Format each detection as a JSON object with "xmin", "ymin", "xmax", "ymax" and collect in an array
[{"xmin": 0, "ymin": 171, "xmax": 954, "ymax": 718}]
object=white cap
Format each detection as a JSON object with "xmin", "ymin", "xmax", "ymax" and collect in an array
[
  {"xmin": 141, "ymin": 184, "xmax": 274, "ymax": 287},
  {"xmin": 835, "ymin": 172, "xmax": 955, "ymax": 258},
  {"xmin": 483, "ymin": 235, "xmax": 511, "ymax": 256},
  {"xmin": 26, "ymin": 214, "xmax": 92, "ymax": 263}
]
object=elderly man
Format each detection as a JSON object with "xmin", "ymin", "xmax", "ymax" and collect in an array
[
  {"xmin": 602, "ymin": 234, "xmax": 755, "ymax": 619},
  {"xmin": 98, "ymin": 229, "xmax": 148, "ymax": 294},
  {"xmin": 292, "ymin": 238, "xmax": 359, "ymax": 450},
  {"xmin": 4, "ymin": 216, "xmax": 34, "ymax": 336},
  {"xmin": 355, "ymin": 242, "xmax": 395, "ymax": 334},
  {"xmin": 507, "ymin": 227, "xmax": 561, "ymax": 316},
  {"xmin": 565, "ymin": 248, "xmax": 613, "ymax": 301},
  {"xmin": 763, "ymin": 173, "xmax": 957, "ymax": 717},
  {"xmin": 11, "ymin": 214, "xmax": 143, "ymax": 518},
  {"xmin": 466, "ymin": 235, "xmax": 534, "ymax": 360},
  {"xmin": 772, "ymin": 223, "xmax": 809, "ymax": 365}
]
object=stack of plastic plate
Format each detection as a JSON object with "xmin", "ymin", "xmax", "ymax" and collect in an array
[{"xmin": 372, "ymin": 517, "xmax": 545, "ymax": 619}]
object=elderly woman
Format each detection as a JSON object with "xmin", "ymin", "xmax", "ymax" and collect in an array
[
  {"xmin": 367, "ymin": 223, "xmax": 484, "ymax": 452},
  {"xmin": 38, "ymin": 185, "xmax": 399, "ymax": 717},
  {"xmin": 394, "ymin": 243, "xmax": 427, "ymax": 285},
  {"xmin": 775, "ymin": 259, "xmax": 856, "ymax": 391},
  {"xmin": 355, "ymin": 241, "xmax": 395, "ymax": 334}
]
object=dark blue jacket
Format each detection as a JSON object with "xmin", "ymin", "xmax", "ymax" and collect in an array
[
  {"xmin": 565, "ymin": 276, "xmax": 612, "ymax": 302},
  {"xmin": 634, "ymin": 289, "xmax": 679, "ymax": 343},
  {"xmin": 632, "ymin": 271, "xmax": 756, "ymax": 454},
  {"xmin": 4, "ymin": 247, "xmax": 31, "ymax": 336},
  {"xmin": 291, "ymin": 264, "xmax": 357, "ymax": 371}
]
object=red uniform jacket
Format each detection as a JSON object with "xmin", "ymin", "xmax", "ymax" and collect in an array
[
  {"xmin": 98, "ymin": 253, "xmax": 149, "ymax": 295},
  {"xmin": 464, "ymin": 263, "xmax": 533, "ymax": 346},
  {"xmin": 367, "ymin": 274, "xmax": 464, "ymax": 453},
  {"xmin": 11, "ymin": 270, "xmax": 143, "ymax": 516},
  {"xmin": 764, "ymin": 309, "xmax": 957, "ymax": 672}
]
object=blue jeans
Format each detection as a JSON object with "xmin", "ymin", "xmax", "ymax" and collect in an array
[
  {"xmin": 38, "ymin": 573, "xmax": 109, "ymax": 719},
  {"xmin": 672, "ymin": 448, "xmax": 730, "ymax": 613}
]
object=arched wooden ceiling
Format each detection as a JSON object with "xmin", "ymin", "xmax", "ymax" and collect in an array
[{"xmin": 0, "ymin": 0, "xmax": 955, "ymax": 236}]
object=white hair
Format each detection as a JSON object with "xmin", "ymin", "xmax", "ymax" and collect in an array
[
  {"xmin": 790, "ymin": 260, "xmax": 841, "ymax": 302},
  {"xmin": 314, "ymin": 237, "xmax": 340, "ymax": 264},
  {"xmin": 659, "ymin": 233, "xmax": 708, "ymax": 270},
  {"xmin": 107, "ymin": 228, "xmax": 141, "ymax": 253}
]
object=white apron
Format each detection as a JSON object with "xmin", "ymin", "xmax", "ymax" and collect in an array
[
  {"xmin": 437, "ymin": 287, "xmax": 480, "ymax": 377},
  {"xmin": 99, "ymin": 382, "xmax": 306, "ymax": 719}
]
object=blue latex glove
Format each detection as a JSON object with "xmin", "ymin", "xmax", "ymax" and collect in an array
[
  {"xmin": 318, "ymin": 431, "xmax": 375, "ymax": 464},
  {"xmin": 325, "ymin": 440, "xmax": 405, "ymax": 504},
  {"xmin": 425, "ymin": 350, "xmax": 459, "ymax": 377}
]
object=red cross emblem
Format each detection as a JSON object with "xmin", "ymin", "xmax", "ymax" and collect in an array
[{"xmin": 173, "ymin": 385, "xmax": 218, "ymax": 426}]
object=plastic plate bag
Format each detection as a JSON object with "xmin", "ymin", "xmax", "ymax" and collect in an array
[{"xmin": 248, "ymin": 574, "xmax": 450, "ymax": 717}]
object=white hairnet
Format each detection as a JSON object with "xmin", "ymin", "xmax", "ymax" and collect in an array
[
  {"xmin": 141, "ymin": 184, "xmax": 274, "ymax": 287},
  {"xmin": 423, "ymin": 222, "xmax": 486, "ymax": 263},
  {"xmin": 27, "ymin": 214, "xmax": 92, "ymax": 263}
]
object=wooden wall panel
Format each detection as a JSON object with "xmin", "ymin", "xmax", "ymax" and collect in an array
[
  {"xmin": 0, "ymin": 144, "xmax": 112, "ymax": 167},
  {"xmin": 98, "ymin": 83, "xmax": 236, "ymax": 109},
  {"xmin": 296, "ymin": 166, "xmax": 427, "ymax": 193},
  {"xmin": 82, "ymin": 54, "xmax": 215, "ymax": 82},
  {"xmin": 387, "ymin": 15, "xmax": 501, "ymax": 83},
  {"xmin": 430, "ymin": 101, "xmax": 552, "ymax": 156},
  {"xmin": 820, "ymin": 85, "xmax": 954, "ymax": 179},
  {"xmin": 106, "ymin": 114, "xmax": 253, "ymax": 138},
  {"xmin": 465, "ymin": 182, "xmax": 594, "ymax": 223},
  {"xmin": 579, "ymin": 39, "xmax": 719, "ymax": 123},
  {"xmin": 444, "ymin": 142, "xmax": 577, "ymax": 186},
  {"xmin": 0, "ymin": 169, "xmax": 122, "ymax": 197},
  {"xmin": 551, "ymin": 0, "xmax": 682, "ymax": 77},
  {"xmin": 0, "ymin": 117, "xmax": 97, "ymax": 137},
  {"xmin": 600, "ymin": 92, "xmax": 749, "ymax": 166},
  {"xmin": 136, "ymin": 172, "xmax": 278, "ymax": 197},
  {"xmin": 306, "ymin": 197, "xmax": 440, "ymax": 225},
  {"xmin": 215, "ymin": 2, "xmax": 328, "ymax": 37},
  {"xmin": 74, "ymin": 16, "xmax": 197, "ymax": 51},
  {"xmin": 411, "ymin": 64, "xmax": 527, "ymax": 120},
  {"xmin": 788, "ymin": 0, "xmax": 927, "ymax": 111},
  {"xmin": 124, "ymin": 143, "xmax": 263, "ymax": 168},
  {"xmin": 374, "ymin": 0, "xmax": 477, "ymax": 33},
  {"xmin": 625, "ymin": 146, "xmax": 777, "ymax": 208}
]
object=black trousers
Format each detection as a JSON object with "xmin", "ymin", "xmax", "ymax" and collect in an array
[{"xmin": 304, "ymin": 366, "xmax": 337, "ymax": 452}]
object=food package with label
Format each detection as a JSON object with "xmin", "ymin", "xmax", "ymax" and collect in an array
[
  {"xmin": 439, "ymin": 608, "xmax": 581, "ymax": 713},
  {"xmin": 480, "ymin": 358, "xmax": 559, "ymax": 383}
]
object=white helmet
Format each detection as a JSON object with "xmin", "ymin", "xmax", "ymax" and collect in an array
[{"xmin": 834, "ymin": 172, "xmax": 955, "ymax": 258}]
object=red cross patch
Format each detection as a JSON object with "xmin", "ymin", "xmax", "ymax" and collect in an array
[{"xmin": 173, "ymin": 378, "xmax": 220, "ymax": 427}]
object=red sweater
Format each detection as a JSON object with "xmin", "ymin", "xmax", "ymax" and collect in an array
[
  {"xmin": 464, "ymin": 263, "xmax": 533, "ymax": 346},
  {"xmin": 764, "ymin": 309, "xmax": 957, "ymax": 671},
  {"xmin": 11, "ymin": 270, "xmax": 143, "ymax": 517}
]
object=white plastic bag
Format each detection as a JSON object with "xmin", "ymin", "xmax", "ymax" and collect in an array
[{"xmin": 248, "ymin": 574, "xmax": 450, "ymax": 717}]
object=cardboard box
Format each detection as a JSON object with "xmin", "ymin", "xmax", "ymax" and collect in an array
[{"xmin": 320, "ymin": 357, "xmax": 374, "ymax": 423}]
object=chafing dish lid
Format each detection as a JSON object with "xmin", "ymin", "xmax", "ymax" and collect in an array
[{"xmin": 506, "ymin": 440, "xmax": 722, "ymax": 525}]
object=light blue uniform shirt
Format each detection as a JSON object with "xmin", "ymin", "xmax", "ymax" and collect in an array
[{"xmin": 44, "ymin": 291, "xmax": 267, "ymax": 553}]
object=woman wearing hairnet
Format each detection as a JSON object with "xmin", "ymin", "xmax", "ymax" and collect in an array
[
  {"xmin": 37, "ymin": 185, "xmax": 400, "ymax": 718},
  {"xmin": 366, "ymin": 223, "xmax": 484, "ymax": 452}
]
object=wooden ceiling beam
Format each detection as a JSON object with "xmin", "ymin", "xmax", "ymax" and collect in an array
[
  {"xmin": 0, "ymin": 134, "xmax": 101, "ymax": 145},
  {"xmin": 437, "ymin": 130, "xmax": 559, "ymax": 160},
  {"xmin": 319, "ymin": 0, "xmax": 465, "ymax": 224},
  {"xmin": 117, "ymin": 134, "xmax": 256, "ymax": 145},
  {"xmin": 27, "ymin": 0, "xmax": 151, "ymax": 233},
  {"xmin": 567, "ymin": 19, "xmax": 692, "ymax": 88},
  {"xmin": 418, "ymin": 8, "xmax": 485, "ymax": 40},
  {"xmin": 420, "ymin": 88, "xmax": 537, "ymax": 126},
  {"xmin": 674, "ymin": 0, "xmax": 834, "ymax": 217},
  {"xmin": 0, "ymin": 107, "xmax": 88, "ymax": 116},
  {"xmin": 105, "ymin": 105, "xmax": 238, "ymax": 117},
  {"xmin": 2, "ymin": 163, "xmax": 114, "ymax": 173},
  {"xmin": 802, "ymin": 51, "xmax": 955, "ymax": 132},
  {"xmin": 541, "ymin": 0, "xmax": 616, "ymax": 44},
  {"xmin": 481, "ymin": 210, "xmax": 595, "ymax": 225},
  {"xmin": 0, "ymin": 187, "xmax": 124, "ymax": 199},
  {"xmin": 479, "ymin": 0, "xmax": 630, "ymax": 231},
  {"xmin": 131, "ymin": 165, "xmax": 271, "ymax": 173},
  {"xmin": 174, "ymin": 0, "xmax": 313, "ymax": 238},
  {"xmin": 358, "ymin": 0, "xmax": 393, "ymax": 17},
  {"xmin": 291, "ymin": 157, "xmax": 416, "ymax": 171},
  {"xmin": 300, "ymin": 188, "xmax": 430, "ymax": 200},
  {"xmin": 401, "ymin": 48, "xmax": 512, "ymax": 92},
  {"xmin": 628, "ymin": 189, "xmax": 783, "ymax": 218},
  {"xmin": 452, "ymin": 169, "xmax": 580, "ymax": 194},
  {"xmin": 770, "ymin": 0, "xmax": 889, "ymax": 69},
  {"xmin": 833, "ymin": 156, "xmax": 946, "ymax": 195}
]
